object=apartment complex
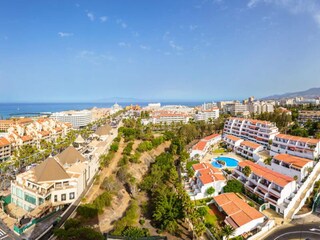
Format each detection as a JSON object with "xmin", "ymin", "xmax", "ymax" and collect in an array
[
  {"xmin": 213, "ymin": 193, "xmax": 265, "ymax": 237},
  {"xmin": 233, "ymin": 160, "xmax": 296, "ymax": 214},
  {"xmin": 194, "ymin": 108, "xmax": 219, "ymax": 122},
  {"xmin": 236, "ymin": 141, "xmax": 263, "ymax": 161},
  {"xmin": 51, "ymin": 110, "xmax": 92, "ymax": 128},
  {"xmin": 298, "ymin": 110, "xmax": 320, "ymax": 123},
  {"xmin": 0, "ymin": 118, "xmax": 33, "ymax": 132},
  {"xmin": 0, "ymin": 137, "xmax": 11, "ymax": 161},
  {"xmin": 223, "ymin": 117, "xmax": 279, "ymax": 146},
  {"xmin": 11, "ymin": 146, "xmax": 99, "ymax": 214},
  {"xmin": 258, "ymin": 154, "xmax": 313, "ymax": 182},
  {"xmin": 190, "ymin": 134, "xmax": 221, "ymax": 159},
  {"xmin": 270, "ymin": 134, "xmax": 320, "ymax": 160},
  {"xmin": 188, "ymin": 163, "xmax": 226, "ymax": 200}
]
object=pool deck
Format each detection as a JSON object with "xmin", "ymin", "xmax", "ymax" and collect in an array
[{"xmin": 201, "ymin": 148, "xmax": 246, "ymax": 166}]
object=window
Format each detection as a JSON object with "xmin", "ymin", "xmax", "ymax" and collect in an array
[
  {"xmin": 24, "ymin": 193, "xmax": 36, "ymax": 205},
  {"xmin": 54, "ymin": 195, "xmax": 58, "ymax": 202},
  {"xmin": 61, "ymin": 194, "xmax": 66, "ymax": 201},
  {"xmin": 69, "ymin": 192, "xmax": 75, "ymax": 200}
]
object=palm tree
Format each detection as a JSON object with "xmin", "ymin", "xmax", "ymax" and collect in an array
[
  {"xmin": 221, "ymin": 225, "xmax": 234, "ymax": 240},
  {"xmin": 242, "ymin": 166, "xmax": 252, "ymax": 177},
  {"xmin": 264, "ymin": 157, "xmax": 272, "ymax": 165}
]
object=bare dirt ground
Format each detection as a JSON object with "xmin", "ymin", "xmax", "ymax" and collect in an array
[{"xmin": 84, "ymin": 138, "xmax": 126, "ymax": 203}]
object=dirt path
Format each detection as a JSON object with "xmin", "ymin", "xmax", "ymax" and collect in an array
[{"xmin": 84, "ymin": 138, "xmax": 126, "ymax": 203}]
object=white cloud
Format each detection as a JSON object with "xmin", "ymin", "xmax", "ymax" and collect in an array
[
  {"xmin": 247, "ymin": 0, "xmax": 320, "ymax": 27},
  {"xmin": 100, "ymin": 16, "xmax": 108, "ymax": 22},
  {"xmin": 116, "ymin": 19, "xmax": 127, "ymax": 29},
  {"xmin": 58, "ymin": 32, "xmax": 73, "ymax": 37},
  {"xmin": 78, "ymin": 50, "xmax": 114, "ymax": 64},
  {"xmin": 118, "ymin": 42, "xmax": 131, "ymax": 47},
  {"xmin": 169, "ymin": 40, "xmax": 183, "ymax": 51},
  {"xmin": 87, "ymin": 12, "xmax": 95, "ymax": 21},
  {"xmin": 140, "ymin": 45, "xmax": 151, "ymax": 50}
]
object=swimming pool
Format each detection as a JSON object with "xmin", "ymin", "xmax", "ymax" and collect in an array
[{"xmin": 211, "ymin": 156, "xmax": 239, "ymax": 169}]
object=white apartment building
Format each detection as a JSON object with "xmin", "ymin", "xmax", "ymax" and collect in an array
[
  {"xmin": 270, "ymin": 134, "xmax": 320, "ymax": 160},
  {"xmin": 190, "ymin": 134, "xmax": 221, "ymax": 159},
  {"xmin": 151, "ymin": 111, "xmax": 190, "ymax": 124},
  {"xmin": 187, "ymin": 163, "xmax": 226, "ymax": 200},
  {"xmin": 233, "ymin": 160, "xmax": 297, "ymax": 214},
  {"xmin": 236, "ymin": 141, "xmax": 264, "ymax": 161},
  {"xmin": 0, "ymin": 137, "xmax": 11, "ymax": 161},
  {"xmin": 51, "ymin": 110, "xmax": 92, "ymax": 128},
  {"xmin": 11, "ymin": 146, "xmax": 98, "ymax": 215},
  {"xmin": 248, "ymin": 102, "xmax": 275, "ymax": 114},
  {"xmin": 223, "ymin": 117, "xmax": 279, "ymax": 146},
  {"xmin": 213, "ymin": 193, "xmax": 265, "ymax": 237},
  {"xmin": 258, "ymin": 154, "xmax": 313, "ymax": 183},
  {"xmin": 298, "ymin": 110, "xmax": 320, "ymax": 123},
  {"xmin": 223, "ymin": 134, "xmax": 244, "ymax": 151},
  {"xmin": 194, "ymin": 108, "xmax": 219, "ymax": 122}
]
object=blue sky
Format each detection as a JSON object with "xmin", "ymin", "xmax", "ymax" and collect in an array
[{"xmin": 1, "ymin": 0, "xmax": 320, "ymax": 102}]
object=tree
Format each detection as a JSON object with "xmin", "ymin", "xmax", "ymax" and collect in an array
[
  {"xmin": 242, "ymin": 166, "xmax": 251, "ymax": 177},
  {"xmin": 223, "ymin": 180, "xmax": 244, "ymax": 193},
  {"xmin": 206, "ymin": 187, "xmax": 215, "ymax": 197},
  {"xmin": 197, "ymin": 207, "xmax": 207, "ymax": 217},
  {"xmin": 221, "ymin": 225, "xmax": 235, "ymax": 240},
  {"xmin": 122, "ymin": 227, "xmax": 150, "ymax": 239},
  {"xmin": 264, "ymin": 157, "xmax": 272, "ymax": 166}
]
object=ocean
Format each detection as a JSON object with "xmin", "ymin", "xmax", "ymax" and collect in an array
[{"xmin": 0, "ymin": 102, "xmax": 204, "ymax": 119}]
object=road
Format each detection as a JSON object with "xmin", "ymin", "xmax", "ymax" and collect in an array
[
  {"xmin": 264, "ymin": 223, "xmax": 320, "ymax": 240},
  {"xmin": 0, "ymin": 221, "xmax": 19, "ymax": 240}
]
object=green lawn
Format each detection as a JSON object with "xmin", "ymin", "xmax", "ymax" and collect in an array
[
  {"xmin": 204, "ymin": 206, "xmax": 219, "ymax": 225},
  {"xmin": 186, "ymin": 160, "xmax": 200, "ymax": 170},
  {"xmin": 212, "ymin": 148, "xmax": 226, "ymax": 154}
]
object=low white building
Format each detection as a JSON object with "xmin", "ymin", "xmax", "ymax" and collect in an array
[
  {"xmin": 258, "ymin": 154, "xmax": 313, "ymax": 183},
  {"xmin": 233, "ymin": 160, "xmax": 297, "ymax": 214},
  {"xmin": 223, "ymin": 134, "xmax": 244, "ymax": 151},
  {"xmin": 236, "ymin": 141, "xmax": 264, "ymax": 161},
  {"xmin": 190, "ymin": 134, "xmax": 221, "ymax": 159},
  {"xmin": 188, "ymin": 163, "xmax": 226, "ymax": 200},
  {"xmin": 213, "ymin": 193, "xmax": 265, "ymax": 237}
]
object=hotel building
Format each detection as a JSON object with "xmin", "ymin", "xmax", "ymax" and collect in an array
[
  {"xmin": 232, "ymin": 160, "xmax": 296, "ymax": 214},
  {"xmin": 223, "ymin": 117, "xmax": 279, "ymax": 146},
  {"xmin": 51, "ymin": 110, "xmax": 92, "ymax": 128},
  {"xmin": 298, "ymin": 110, "xmax": 320, "ymax": 124},
  {"xmin": 223, "ymin": 135, "xmax": 244, "ymax": 151},
  {"xmin": 270, "ymin": 134, "xmax": 320, "ymax": 160},
  {"xmin": 151, "ymin": 111, "xmax": 190, "ymax": 124}
]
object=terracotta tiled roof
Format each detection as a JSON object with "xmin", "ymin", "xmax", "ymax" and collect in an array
[
  {"xmin": 225, "ymin": 135, "xmax": 242, "ymax": 142},
  {"xmin": 203, "ymin": 134, "xmax": 220, "ymax": 141},
  {"xmin": 240, "ymin": 141, "xmax": 262, "ymax": 150},
  {"xmin": 275, "ymin": 134, "xmax": 320, "ymax": 145},
  {"xmin": 238, "ymin": 160, "xmax": 294, "ymax": 187},
  {"xmin": 0, "ymin": 137, "xmax": 10, "ymax": 147},
  {"xmin": 273, "ymin": 154, "xmax": 312, "ymax": 169},
  {"xmin": 213, "ymin": 193, "xmax": 264, "ymax": 228},
  {"xmin": 192, "ymin": 163, "xmax": 225, "ymax": 184},
  {"xmin": 21, "ymin": 135, "xmax": 33, "ymax": 142},
  {"xmin": 192, "ymin": 141, "xmax": 208, "ymax": 151}
]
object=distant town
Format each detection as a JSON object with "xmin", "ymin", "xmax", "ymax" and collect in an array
[{"xmin": 0, "ymin": 94, "xmax": 320, "ymax": 240}]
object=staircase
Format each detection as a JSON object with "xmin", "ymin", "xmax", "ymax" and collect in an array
[{"xmin": 285, "ymin": 167, "xmax": 320, "ymax": 220}]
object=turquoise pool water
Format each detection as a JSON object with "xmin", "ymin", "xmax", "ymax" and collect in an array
[{"xmin": 211, "ymin": 156, "xmax": 239, "ymax": 168}]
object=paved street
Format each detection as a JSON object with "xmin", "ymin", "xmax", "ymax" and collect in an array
[{"xmin": 264, "ymin": 223, "xmax": 320, "ymax": 240}]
